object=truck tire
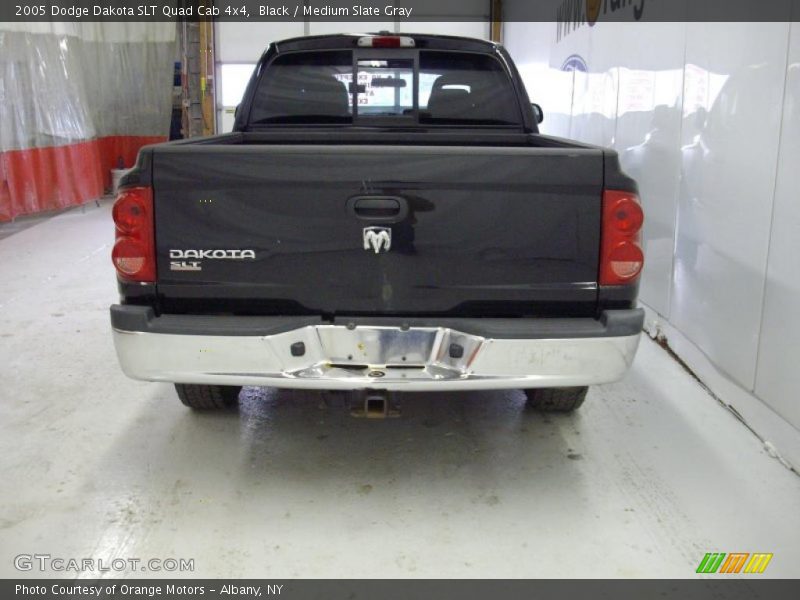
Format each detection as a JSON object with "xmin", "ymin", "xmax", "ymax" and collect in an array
[
  {"xmin": 524, "ymin": 386, "xmax": 588, "ymax": 412},
  {"xmin": 174, "ymin": 384, "xmax": 241, "ymax": 410}
]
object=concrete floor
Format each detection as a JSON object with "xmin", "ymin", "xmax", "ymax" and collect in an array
[{"xmin": 1, "ymin": 200, "xmax": 799, "ymax": 579}]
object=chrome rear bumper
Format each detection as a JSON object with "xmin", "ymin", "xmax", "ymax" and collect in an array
[{"xmin": 111, "ymin": 307, "xmax": 643, "ymax": 391}]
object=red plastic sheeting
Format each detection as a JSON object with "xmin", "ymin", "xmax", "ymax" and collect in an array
[{"xmin": 0, "ymin": 135, "xmax": 166, "ymax": 222}]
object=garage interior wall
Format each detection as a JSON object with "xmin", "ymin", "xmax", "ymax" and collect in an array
[
  {"xmin": 0, "ymin": 22, "xmax": 176, "ymax": 221},
  {"xmin": 504, "ymin": 15, "xmax": 800, "ymax": 446},
  {"xmin": 214, "ymin": 2, "xmax": 491, "ymax": 133}
]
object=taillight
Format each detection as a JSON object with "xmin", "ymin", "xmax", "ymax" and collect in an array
[
  {"xmin": 112, "ymin": 187, "xmax": 155, "ymax": 282},
  {"xmin": 599, "ymin": 190, "xmax": 644, "ymax": 285}
]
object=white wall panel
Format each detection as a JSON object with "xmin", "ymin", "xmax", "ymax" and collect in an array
[
  {"xmin": 308, "ymin": 22, "xmax": 395, "ymax": 36},
  {"xmin": 670, "ymin": 22, "xmax": 790, "ymax": 389},
  {"xmin": 610, "ymin": 22, "xmax": 686, "ymax": 319},
  {"xmin": 398, "ymin": 21, "xmax": 490, "ymax": 40},
  {"xmin": 394, "ymin": 0, "xmax": 489, "ymax": 39},
  {"xmin": 217, "ymin": 108, "xmax": 236, "ymax": 133},
  {"xmin": 505, "ymin": 18, "xmax": 800, "ymax": 432},
  {"xmin": 503, "ymin": 22, "xmax": 573, "ymax": 138},
  {"xmin": 568, "ymin": 25, "xmax": 619, "ymax": 148},
  {"xmin": 215, "ymin": 22, "xmax": 304, "ymax": 62},
  {"xmin": 755, "ymin": 22, "xmax": 800, "ymax": 428},
  {"xmin": 568, "ymin": 68, "xmax": 617, "ymax": 147}
]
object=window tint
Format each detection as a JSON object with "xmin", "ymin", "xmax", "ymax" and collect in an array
[
  {"xmin": 356, "ymin": 58, "xmax": 414, "ymax": 116},
  {"xmin": 249, "ymin": 51, "xmax": 353, "ymax": 124},
  {"xmin": 419, "ymin": 52, "xmax": 520, "ymax": 126},
  {"xmin": 248, "ymin": 49, "xmax": 521, "ymax": 127}
]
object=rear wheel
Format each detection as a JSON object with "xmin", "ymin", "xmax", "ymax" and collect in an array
[
  {"xmin": 524, "ymin": 387, "xmax": 588, "ymax": 412},
  {"xmin": 174, "ymin": 384, "xmax": 241, "ymax": 410}
]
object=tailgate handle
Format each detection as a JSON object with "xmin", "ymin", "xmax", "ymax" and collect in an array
[{"xmin": 348, "ymin": 196, "xmax": 408, "ymax": 222}]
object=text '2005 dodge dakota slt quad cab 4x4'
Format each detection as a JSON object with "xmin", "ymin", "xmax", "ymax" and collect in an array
[{"xmin": 110, "ymin": 33, "xmax": 645, "ymax": 414}]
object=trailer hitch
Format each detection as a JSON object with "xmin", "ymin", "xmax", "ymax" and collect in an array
[{"xmin": 349, "ymin": 390, "xmax": 400, "ymax": 419}]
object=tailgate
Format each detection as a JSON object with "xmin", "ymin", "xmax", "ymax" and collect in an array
[{"xmin": 152, "ymin": 145, "xmax": 603, "ymax": 316}]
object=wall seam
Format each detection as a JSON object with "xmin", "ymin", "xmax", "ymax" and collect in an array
[
  {"xmin": 752, "ymin": 20, "xmax": 795, "ymax": 395},
  {"xmin": 612, "ymin": 64, "xmax": 620, "ymax": 148},
  {"xmin": 666, "ymin": 19, "xmax": 690, "ymax": 323}
]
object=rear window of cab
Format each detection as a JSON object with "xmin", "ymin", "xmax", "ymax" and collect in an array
[{"xmin": 248, "ymin": 50, "xmax": 522, "ymax": 127}]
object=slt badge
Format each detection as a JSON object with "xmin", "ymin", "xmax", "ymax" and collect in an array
[{"xmin": 363, "ymin": 227, "xmax": 392, "ymax": 254}]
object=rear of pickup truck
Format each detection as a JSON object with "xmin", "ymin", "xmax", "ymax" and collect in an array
[{"xmin": 110, "ymin": 33, "xmax": 644, "ymax": 411}]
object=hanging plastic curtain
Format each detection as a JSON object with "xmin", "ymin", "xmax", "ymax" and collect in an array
[{"xmin": 0, "ymin": 22, "xmax": 176, "ymax": 221}]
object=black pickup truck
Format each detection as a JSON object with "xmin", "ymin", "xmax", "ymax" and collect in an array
[{"xmin": 110, "ymin": 33, "xmax": 644, "ymax": 413}]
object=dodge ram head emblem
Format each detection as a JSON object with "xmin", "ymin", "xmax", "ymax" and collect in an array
[{"xmin": 363, "ymin": 227, "xmax": 392, "ymax": 253}]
